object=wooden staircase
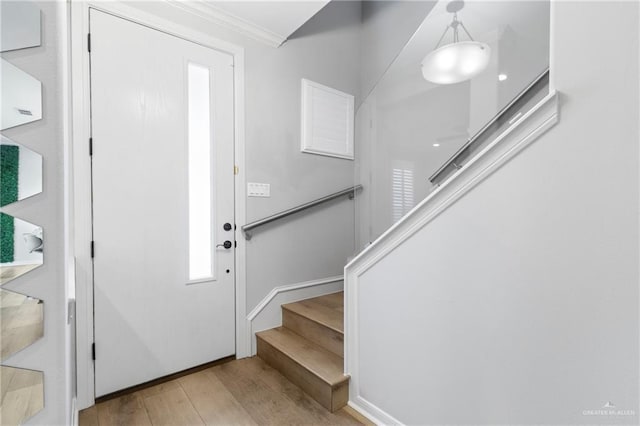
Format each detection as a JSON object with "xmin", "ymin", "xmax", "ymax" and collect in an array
[{"xmin": 256, "ymin": 291, "xmax": 349, "ymax": 412}]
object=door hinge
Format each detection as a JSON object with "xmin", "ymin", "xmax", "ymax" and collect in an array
[
  {"xmin": 92, "ymin": 343, "xmax": 96, "ymax": 360},
  {"xmin": 90, "ymin": 241, "xmax": 95, "ymax": 258},
  {"xmin": 87, "ymin": 33, "xmax": 91, "ymax": 53},
  {"xmin": 234, "ymin": 165, "xmax": 239, "ymax": 175},
  {"xmin": 89, "ymin": 137, "xmax": 93, "ymax": 156}
]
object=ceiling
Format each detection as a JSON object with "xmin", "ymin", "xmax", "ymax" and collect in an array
[
  {"xmin": 167, "ymin": 0, "xmax": 331, "ymax": 47},
  {"xmin": 373, "ymin": 0, "xmax": 550, "ymax": 105}
]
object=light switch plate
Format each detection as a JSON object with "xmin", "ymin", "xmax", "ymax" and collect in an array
[{"xmin": 248, "ymin": 182, "xmax": 270, "ymax": 197}]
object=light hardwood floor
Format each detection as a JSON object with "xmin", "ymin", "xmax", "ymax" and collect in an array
[{"xmin": 79, "ymin": 357, "xmax": 370, "ymax": 426}]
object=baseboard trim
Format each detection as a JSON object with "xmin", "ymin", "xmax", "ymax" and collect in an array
[
  {"xmin": 247, "ymin": 275, "xmax": 343, "ymax": 321},
  {"xmin": 246, "ymin": 275, "xmax": 344, "ymax": 355},
  {"xmin": 349, "ymin": 397, "xmax": 403, "ymax": 425}
]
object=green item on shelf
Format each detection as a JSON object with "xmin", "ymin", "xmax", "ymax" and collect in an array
[
  {"xmin": 0, "ymin": 212, "xmax": 15, "ymax": 263},
  {"xmin": 1, "ymin": 144, "xmax": 20, "ymax": 207}
]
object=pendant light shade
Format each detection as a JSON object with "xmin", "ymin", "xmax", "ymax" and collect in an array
[
  {"xmin": 421, "ymin": 41, "xmax": 491, "ymax": 84},
  {"xmin": 421, "ymin": 1, "xmax": 490, "ymax": 85}
]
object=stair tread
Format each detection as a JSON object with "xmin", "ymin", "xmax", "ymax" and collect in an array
[
  {"xmin": 306, "ymin": 291, "xmax": 344, "ymax": 311},
  {"xmin": 256, "ymin": 327, "xmax": 348, "ymax": 387},
  {"xmin": 282, "ymin": 293, "xmax": 343, "ymax": 334}
]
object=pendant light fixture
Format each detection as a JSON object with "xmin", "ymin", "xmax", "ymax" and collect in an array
[{"xmin": 421, "ymin": 1, "xmax": 490, "ymax": 85}]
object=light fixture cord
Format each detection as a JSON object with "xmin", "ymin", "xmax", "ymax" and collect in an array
[
  {"xmin": 433, "ymin": 11, "xmax": 476, "ymax": 50},
  {"xmin": 458, "ymin": 20, "xmax": 475, "ymax": 42},
  {"xmin": 453, "ymin": 13, "xmax": 460, "ymax": 43},
  {"xmin": 434, "ymin": 25, "xmax": 451, "ymax": 50}
]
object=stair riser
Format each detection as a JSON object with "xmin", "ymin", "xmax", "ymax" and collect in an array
[
  {"xmin": 257, "ymin": 336, "xmax": 348, "ymax": 412},
  {"xmin": 283, "ymin": 309, "xmax": 344, "ymax": 357}
]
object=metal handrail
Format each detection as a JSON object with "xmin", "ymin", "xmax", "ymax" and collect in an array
[
  {"xmin": 242, "ymin": 185, "xmax": 363, "ymax": 240},
  {"xmin": 429, "ymin": 68, "xmax": 550, "ymax": 183}
]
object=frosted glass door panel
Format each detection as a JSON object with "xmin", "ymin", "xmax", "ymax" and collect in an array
[{"xmin": 187, "ymin": 63, "xmax": 214, "ymax": 282}]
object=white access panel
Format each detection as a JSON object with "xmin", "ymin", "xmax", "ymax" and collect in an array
[{"xmin": 301, "ymin": 79, "xmax": 354, "ymax": 160}]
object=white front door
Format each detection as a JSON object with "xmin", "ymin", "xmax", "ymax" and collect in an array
[{"xmin": 90, "ymin": 9, "xmax": 236, "ymax": 396}]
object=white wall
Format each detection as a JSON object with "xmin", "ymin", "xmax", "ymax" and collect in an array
[
  {"xmin": 116, "ymin": 0, "xmax": 433, "ymax": 333},
  {"xmin": 350, "ymin": 1, "xmax": 639, "ymax": 424},
  {"xmin": 359, "ymin": 0, "xmax": 436, "ymax": 101},
  {"xmin": 0, "ymin": 1, "xmax": 73, "ymax": 425},
  {"xmin": 355, "ymin": 0, "xmax": 438, "ymax": 250},
  {"xmin": 242, "ymin": 2, "xmax": 361, "ymax": 311},
  {"xmin": 127, "ymin": 1, "xmax": 361, "ymax": 314}
]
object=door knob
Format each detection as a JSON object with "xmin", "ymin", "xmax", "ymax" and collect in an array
[{"xmin": 216, "ymin": 240, "xmax": 232, "ymax": 249}]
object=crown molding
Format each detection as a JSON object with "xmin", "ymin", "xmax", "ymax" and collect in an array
[{"xmin": 164, "ymin": 0, "xmax": 286, "ymax": 47}]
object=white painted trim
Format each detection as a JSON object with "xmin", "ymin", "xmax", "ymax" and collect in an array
[
  {"xmin": 349, "ymin": 398, "xmax": 403, "ymax": 426},
  {"xmin": 345, "ymin": 91, "xmax": 560, "ymax": 422},
  {"xmin": 246, "ymin": 275, "xmax": 343, "ymax": 354},
  {"xmin": 247, "ymin": 275, "xmax": 343, "ymax": 321},
  {"xmin": 70, "ymin": 0, "xmax": 93, "ymax": 410},
  {"xmin": 71, "ymin": 0, "xmax": 247, "ymax": 408},
  {"xmin": 61, "ymin": 2, "xmax": 76, "ymax": 423},
  {"xmin": 163, "ymin": 0, "xmax": 286, "ymax": 48},
  {"xmin": 234, "ymin": 48, "xmax": 249, "ymax": 359}
]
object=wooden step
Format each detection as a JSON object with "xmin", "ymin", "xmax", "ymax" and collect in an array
[
  {"xmin": 282, "ymin": 292, "xmax": 344, "ymax": 357},
  {"xmin": 256, "ymin": 327, "xmax": 349, "ymax": 412}
]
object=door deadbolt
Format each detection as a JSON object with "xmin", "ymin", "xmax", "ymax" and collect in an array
[{"xmin": 223, "ymin": 223, "xmax": 232, "ymax": 231}]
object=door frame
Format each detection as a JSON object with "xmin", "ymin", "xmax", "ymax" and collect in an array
[{"xmin": 70, "ymin": 1, "xmax": 248, "ymax": 410}]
